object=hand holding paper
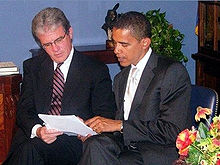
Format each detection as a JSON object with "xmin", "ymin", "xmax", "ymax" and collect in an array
[{"xmin": 38, "ymin": 114, "xmax": 97, "ymax": 136}]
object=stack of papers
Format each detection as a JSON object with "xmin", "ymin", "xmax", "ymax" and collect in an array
[
  {"xmin": 38, "ymin": 114, "xmax": 97, "ymax": 136},
  {"xmin": 0, "ymin": 62, "xmax": 19, "ymax": 76}
]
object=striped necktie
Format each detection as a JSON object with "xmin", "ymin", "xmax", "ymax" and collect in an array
[{"xmin": 48, "ymin": 63, "xmax": 64, "ymax": 115}]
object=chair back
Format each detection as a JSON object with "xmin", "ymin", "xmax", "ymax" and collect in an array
[{"xmin": 190, "ymin": 85, "xmax": 218, "ymax": 127}]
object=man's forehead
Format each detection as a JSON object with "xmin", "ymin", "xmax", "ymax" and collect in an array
[{"xmin": 36, "ymin": 24, "xmax": 63, "ymax": 36}]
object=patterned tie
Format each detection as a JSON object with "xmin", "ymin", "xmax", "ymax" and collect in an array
[{"xmin": 48, "ymin": 63, "xmax": 64, "ymax": 115}]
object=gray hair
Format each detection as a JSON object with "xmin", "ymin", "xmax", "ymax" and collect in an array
[
  {"xmin": 32, "ymin": 7, "xmax": 71, "ymax": 45},
  {"xmin": 113, "ymin": 11, "xmax": 151, "ymax": 41}
]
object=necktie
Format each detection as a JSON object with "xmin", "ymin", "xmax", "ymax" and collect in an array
[
  {"xmin": 124, "ymin": 67, "xmax": 138, "ymax": 120},
  {"xmin": 48, "ymin": 63, "xmax": 64, "ymax": 115}
]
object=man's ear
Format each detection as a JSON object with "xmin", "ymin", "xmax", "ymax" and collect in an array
[
  {"xmin": 142, "ymin": 38, "xmax": 151, "ymax": 49},
  {"xmin": 68, "ymin": 27, "xmax": 73, "ymax": 40}
]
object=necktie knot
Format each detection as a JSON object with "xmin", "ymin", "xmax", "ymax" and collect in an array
[
  {"xmin": 131, "ymin": 67, "xmax": 138, "ymax": 80},
  {"xmin": 57, "ymin": 62, "xmax": 63, "ymax": 68}
]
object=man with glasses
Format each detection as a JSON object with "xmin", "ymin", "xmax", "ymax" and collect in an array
[{"xmin": 3, "ymin": 7, "xmax": 115, "ymax": 165}]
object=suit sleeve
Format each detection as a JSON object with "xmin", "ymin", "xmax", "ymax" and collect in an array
[
  {"xmin": 121, "ymin": 62, "xmax": 192, "ymax": 146},
  {"xmin": 90, "ymin": 63, "xmax": 116, "ymax": 119},
  {"xmin": 16, "ymin": 60, "xmax": 43, "ymax": 137}
]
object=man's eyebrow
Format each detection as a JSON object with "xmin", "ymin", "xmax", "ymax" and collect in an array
[
  {"xmin": 42, "ymin": 34, "xmax": 65, "ymax": 45},
  {"xmin": 118, "ymin": 42, "xmax": 129, "ymax": 45},
  {"xmin": 113, "ymin": 41, "xmax": 129, "ymax": 45}
]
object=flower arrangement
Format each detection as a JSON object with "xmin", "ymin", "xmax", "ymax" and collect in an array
[{"xmin": 175, "ymin": 106, "xmax": 220, "ymax": 165}]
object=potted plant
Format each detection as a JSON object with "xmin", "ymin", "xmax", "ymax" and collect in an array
[
  {"xmin": 144, "ymin": 9, "xmax": 188, "ymax": 63},
  {"xmin": 102, "ymin": 6, "xmax": 188, "ymax": 63}
]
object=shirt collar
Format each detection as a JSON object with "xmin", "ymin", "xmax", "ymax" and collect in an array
[
  {"xmin": 131, "ymin": 47, "xmax": 152, "ymax": 71},
  {"xmin": 53, "ymin": 45, "xmax": 74, "ymax": 70}
]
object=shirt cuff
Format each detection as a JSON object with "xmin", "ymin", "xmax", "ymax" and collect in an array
[{"xmin": 30, "ymin": 124, "xmax": 42, "ymax": 138}]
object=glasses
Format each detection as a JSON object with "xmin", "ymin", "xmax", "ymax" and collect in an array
[{"xmin": 41, "ymin": 32, "xmax": 67, "ymax": 49}]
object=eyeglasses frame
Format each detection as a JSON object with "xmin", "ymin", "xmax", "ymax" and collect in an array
[{"xmin": 41, "ymin": 31, "xmax": 68, "ymax": 49}]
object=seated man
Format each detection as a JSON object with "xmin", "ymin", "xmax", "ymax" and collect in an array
[
  {"xmin": 3, "ymin": 7, "xmax": 115, "ymax": 165},
  {"xmin": 78, "ymin": 11, "xmax": 192, "ymax": 165}
]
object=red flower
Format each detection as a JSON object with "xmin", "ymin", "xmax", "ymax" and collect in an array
[
  {"xmin": 176, "ymin": 129, "xmax": 197, "ymax": 156},
  {"xmin": 178, "ymin": 147, "xmax": 189, "ymax": 156},
  {"xmin": 195, "ymin": 106, "xmax": 211, "ymax": 122},
  {"xmin": 213, "ymin": 138, "xmax": 220, "ymax": 146}
]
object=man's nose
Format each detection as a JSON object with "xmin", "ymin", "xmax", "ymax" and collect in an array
[
  {"xmin": 114, "ymin": 43, "xmax": 121, "ymax": 54},
  {"xmin": 51, "ymin": 43, "xmax": 59, "ymax": 52}
]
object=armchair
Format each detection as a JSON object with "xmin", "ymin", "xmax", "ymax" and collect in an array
[{"xmin": 190, "ymin": 85, "xmax": 219, "ymax": 127}]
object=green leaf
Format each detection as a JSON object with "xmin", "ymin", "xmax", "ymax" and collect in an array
[
  {"xmin": 144, "ymin": 9, "xmax": 188, "ymax": 63},
  {"xmin": 198, "ymin": 122, "xmax": 209, "ymax": 139},
  {"xmin": 186, "ymin": 146, "xmax": 201, "ymax": 165}
]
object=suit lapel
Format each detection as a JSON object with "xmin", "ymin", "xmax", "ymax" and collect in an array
[
  {"xmin": 61, "ymin": 50, "xmax": 81, "ymax": 114},
  {"xmin": 116, "ymin": 67, "xmax": 130, "ymax": 119},
  {"xmin": 38, "ymin": 55, "xmax": 54, "ymax": 113},
  {"xmin": 119, "ymin": 67, "xmax": 130, "ymax": 107},
  {"xmin": 129, "ymin": 53, "xmax": 158, "ymax": 119}
]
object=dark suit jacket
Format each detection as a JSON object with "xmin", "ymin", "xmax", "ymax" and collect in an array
[
  {"xmin": 14, "ymin": 49, "xmax": 115, "ymax": 143},
  {"xmin": 113, "ymin": 52, "xmax": 192, "ymax": 164}
]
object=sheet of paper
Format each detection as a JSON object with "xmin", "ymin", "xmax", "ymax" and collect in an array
[{"xmin": 38, "ymin": 114, "xmax": 97, "ymax": 136}]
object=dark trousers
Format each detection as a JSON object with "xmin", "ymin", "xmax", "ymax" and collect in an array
[
  {"xmin": 78, "ymin": 133, "xmax": 144, "ymax": 165},
  {"xmin": 3, "ymin": 128, "xmax": 82, "ymax": 165}
]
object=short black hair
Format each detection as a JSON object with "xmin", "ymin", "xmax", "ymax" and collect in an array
[{"xmin": 113, "ymin": 11, "xmax": 151, "ymax": 41}]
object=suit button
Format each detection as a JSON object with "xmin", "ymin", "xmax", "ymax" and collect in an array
[{"xmin": 128, "ymin": 143, "xmax": 137, "ymax": 150}]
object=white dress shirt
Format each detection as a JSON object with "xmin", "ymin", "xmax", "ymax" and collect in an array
[
  {"xmin": 123, "ymin": 47, "xmax": 152, "ymax": 120},
  {"xmin": 31, "ymin": 46, "xmax": 74, "ymax": 138}
]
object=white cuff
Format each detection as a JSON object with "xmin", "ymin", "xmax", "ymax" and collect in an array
[{"xmin": 30, "ymin": 124, "xmax": 42, "ymax": 138}]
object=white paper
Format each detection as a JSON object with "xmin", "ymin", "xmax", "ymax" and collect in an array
[{"xmin": 38, "ymin": 114, "xmax": 97, "ymax": 136}]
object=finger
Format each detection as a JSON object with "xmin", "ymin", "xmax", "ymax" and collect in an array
[
  {"xmin": 82, "ymin": 134, "xmax": 92, "ymax": 142},
  {"xmin": 85, "ymin": 116, "xmax": 100, "ymax": 125},
  {"xmin": 87, "ymin": 117, "xmax": 104, "ymax": 129},
  {"xmin": 45, "ymin": 129, "xmax": 63, "ymax": 135},
  {"xmin": 77, "ymin": 135, "xmax": 83, "ymax": 141},
  {"xmin": 81, "ymin": 137, "xmax": 87, "ymax": 142},
  {"xmin": 77, "ymin": 116, "xmax": 84, "ymax": 123},
  {"xmin": 95, "ymin": 127, "xmax": 102, "ymax": 134},
  {"xmin": 77, "ymin": 134, "xmax": 87, "ymax": 142},
  {"xmin": 43, "ymin": 129, "xmax": 62, "ymax": 138},
  {"xmin": 88, "ymin": 122, "xmax": 99, "ymax": 130},
  {"xmin": 47, "ymin": 132, "xmax": 63, "ymax": 138},
  {"xmin": 41, "ymin": 133, "xmax": 55, "ymax": 142},
  {"xmin": 44, "ymin": 137, "xmax": 57, "ymax": 144},
  {"xmin": 86, "ymin": 134, "xmax": 92, "ymax": 138},
  {"xmin": 91, "ymin": 118, "xmax": 106, "ymax": 130},
  {"xmin": 46, "ymin": 128, "xmax": 61, "ymax": 133}
]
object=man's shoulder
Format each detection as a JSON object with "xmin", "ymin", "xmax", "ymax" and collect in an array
[
  {"xmin": 152, "ymin": 53, "xmax": 184, "ymax": 70},
  {"xmin": 152, "ymin": 53, "xmax": 189, "ymax": 79},
  {"xmin": 74, "ymin": 50, "xmax": 108, "ymax": 69},
  {"xmin": 23, "ymin": 53, "xmax": 51, "ymax": 70},
  {"xmin": 153, "ymin": 52, "xmax": 177, "ymax": 64}
]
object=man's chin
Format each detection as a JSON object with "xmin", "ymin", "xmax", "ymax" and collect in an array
[
  {"xmin": 119, "ymin": 62, "xmax": 130, "ymax": 67},
  {"xmin": 53, "ymin": 56, "xmax": 67, "ymax": 63}
]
